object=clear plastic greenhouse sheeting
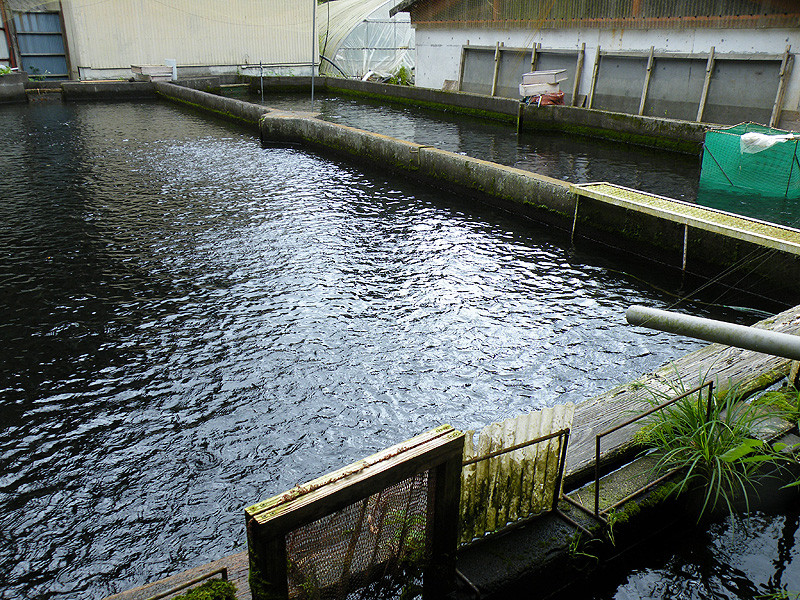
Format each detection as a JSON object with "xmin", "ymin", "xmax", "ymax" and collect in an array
[{"xmin": 319, "ymin": 0, "xmax": 414, "ymax": 80}]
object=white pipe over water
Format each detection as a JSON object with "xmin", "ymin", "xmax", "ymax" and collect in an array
[{"xmin": 626, "ymin": 305, "xmax": 800, "ymax": 361}]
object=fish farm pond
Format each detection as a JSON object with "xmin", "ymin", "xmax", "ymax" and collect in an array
[{"xmin": 0, "ymin": 98, "xmax": 794, "ymax": 599}]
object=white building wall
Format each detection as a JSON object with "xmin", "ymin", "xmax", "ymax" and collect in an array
[
  {"xmin": 414, "ymin": 26, "xmax": 800, "ymax": 115},
  {"xmin": 59, "ymin": 0, "xmax": 315, "ymax": 80}
]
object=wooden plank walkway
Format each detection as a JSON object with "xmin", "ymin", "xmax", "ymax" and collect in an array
[
  {"xmin": 103, "ymin": 551, "xmax": 249, "ymax": 600},
  {"xmin": 566, "ymin": 303, "xmax": 800, "ymax": 477},
  {"xmin": 573, "ymin": 182, "xmax": 800, "ymax": 254},
  {"xmin": 105, "ymin": 303, "xmax": 800, "ymax": 600}
]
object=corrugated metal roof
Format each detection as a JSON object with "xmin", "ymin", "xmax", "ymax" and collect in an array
[{"xmin": 395, "ymin": 0, "xmax": 800, "ymax": 29}]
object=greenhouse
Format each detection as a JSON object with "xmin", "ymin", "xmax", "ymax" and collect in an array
[{"xmin": 318, "ymin": 0, "xmax": 414, "ymax": 81}]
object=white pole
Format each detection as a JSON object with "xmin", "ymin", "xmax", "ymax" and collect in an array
[
  {"xmin": 626, "ymin": 305, "xmax": 800, "ymax": 361},
  {"xmin": 311, "ymin": 0, "xmax": 316, "ymax": 106}
]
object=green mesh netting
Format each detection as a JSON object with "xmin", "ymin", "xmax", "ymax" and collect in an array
[{"xmin": 700, "ymin": 123, "xmax": 800, "ymax": 199}]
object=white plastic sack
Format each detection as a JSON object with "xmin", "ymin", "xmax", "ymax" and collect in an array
[{"xmin": 740, "ymin": 131, "xmax": 797, "ymax": 154}]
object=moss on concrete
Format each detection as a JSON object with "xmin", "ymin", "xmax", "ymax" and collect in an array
[
  {"xmin": 155, "ymin": 90, "xmax": 261, "ymax": 129},
  {"xmin": 325, "ymin": 84, "xmax": 518, "ymax": 125},
  {"xmin": 524, "ymin": 118, "xmax": 702, "ymax": 155}
]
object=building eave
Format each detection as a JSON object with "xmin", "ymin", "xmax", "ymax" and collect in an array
[{"xmin": 389, "ymin": 0, "xmax": 418, "ymax": 17}]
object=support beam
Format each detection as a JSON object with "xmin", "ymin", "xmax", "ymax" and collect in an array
[
  {"xmin": 770, "ymin": 45, "xmax": 792, "ymax": 128},
  {"xmin": 530, "ymin": 42, "xmax": 539, "ymax": 72},
  {"xmin": 457, "ymin": 45, "xmax": 466, "ymax": 92},
  {"xmin": 490, "ymin": 41, "xmax": 501, "ymax": 97},
  {"xmin": 571, "ymin": 42, "xmax": 585, "ymax": 107},
  {"xmin": 588, "ymin": 45, "xmax": 601, "ymax": 109},
  {"xmin": 638, "ymin": 46, "xmax": 654, "ymax": 116},
  {"xmin": 696, "ymin": 46, "xmax": 715, "ymax": 123}
]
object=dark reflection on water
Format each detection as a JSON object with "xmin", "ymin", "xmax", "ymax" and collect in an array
[
  {"xmin": 255, "ymin": 93, "xmax": 702, "ymax": 202},
  {"xmin": 0, "ymin": 101, "xmax": 767, "ymax": 600},
  {"xmin": 575, "ymin": 508, "xmax": 800, "ymax": 600}
]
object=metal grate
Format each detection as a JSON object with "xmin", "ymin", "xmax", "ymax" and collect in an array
[
  {"xmin": 246, "ymin": 425, "xmax": 464, "ymax": 600},
  {"xmin": 285, "ymin": 472, "xmax": 432, "ymax": 600}
]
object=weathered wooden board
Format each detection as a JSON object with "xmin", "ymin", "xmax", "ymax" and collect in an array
[{"xmin": 566, "ymin": 304, "xmax": 800, "ymax": 477}]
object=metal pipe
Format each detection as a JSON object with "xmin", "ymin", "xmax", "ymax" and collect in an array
[
  {"xmin": 626, "ymin": 305, "xmax": 800, "ymax": 360},
  {"xmin": 310, "ymin": 0, "xmax": 316, "ymax": 107}
]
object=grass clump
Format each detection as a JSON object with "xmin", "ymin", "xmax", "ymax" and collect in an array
[{"xmin": 643, "ymin": 382, "xmax": 774, "ymax": 521}]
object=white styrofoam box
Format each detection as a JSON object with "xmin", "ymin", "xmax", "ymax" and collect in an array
[
  {"xmin": 522, "ymin": 69, "xmax": 567, "ymax": 85},
  {"xmin": 131, "ymin": 65, "xmax": 174, "ymax": 81},
  {"xmin": 519, "ymin": 81, "xmax": 562, "ymax": 96}
]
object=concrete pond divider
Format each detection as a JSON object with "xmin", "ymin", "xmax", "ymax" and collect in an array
[
  {"xmin": 0, "ymin": 72, "xmax": 29, "ymax": 104},
  {"xmin": 259, "ymin": 106, "xmax": 576, "ymax": 228},
  {"xmin": 153, "ymin": 80, "xmax": 269, "ymax": 126},
  {"xmin": 152, "ymin": 80, "xmax": 800, "ymax": 303}
]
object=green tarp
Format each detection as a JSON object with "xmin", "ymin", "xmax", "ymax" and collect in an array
[{"xmin": 700, "ymin": 123, "xmax": 800, "ymax": 199}]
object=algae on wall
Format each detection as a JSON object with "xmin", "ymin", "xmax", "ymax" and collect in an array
[{"xmin": 459, "ymin": 404, "xmax": 575, "ymax": 545}]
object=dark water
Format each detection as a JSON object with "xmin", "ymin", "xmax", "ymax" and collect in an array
[
  {"xmin": 0, "ymin": 101, "xmax": 770, "ymax": 600},
  {"xmin": 255, "ymin": 92, "xmax": 702, "ymax": 202},
  {"xmin": 572, "ymin": 507, "xmax": 800, "ymax": 600}
]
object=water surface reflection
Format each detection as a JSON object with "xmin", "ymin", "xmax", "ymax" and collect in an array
[{"xmin": 0, "ymin": 101, "xmax": 762, "ymax": 599}]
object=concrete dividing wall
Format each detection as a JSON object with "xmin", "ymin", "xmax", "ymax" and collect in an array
[
  {"xmin": 259, "ymin": 108, "xmax": 576, "ymax": 230},
  {"xmin": 61, "ymin": 81, "xmax": 156, "ymax": 101},
  {"xmin": 0, "ymin": 72, "xmax": 28, "ymax": 103},
  {"xmin": 247, "ymin": 75, "xmax": 707, "ymax": 152},
  {"xmin": 325, "ymin": 76, "xmax": 520, "ymax": 120},
  {"xmin": 151, "ymin": 82, "xmax": 799, "ymax": 301},
  {"xmin": 153, "ymin": 81, "xmax": 269, "ymax": 126},
  {"xmin": 521, "ymin": 104, "xmax": 709, "ymax": 153}
]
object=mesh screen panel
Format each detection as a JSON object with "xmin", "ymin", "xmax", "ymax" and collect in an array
[
  {"xmin": 700, "ymin": 123, "xmax": 800, "ymax": 199},
  {"xmin": 285, "ymin": 471, "xmax": 432, "ymax": 600}
]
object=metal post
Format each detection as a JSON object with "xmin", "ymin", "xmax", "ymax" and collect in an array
[
  {"xmin": 311, "ymin": 0, "xmax": 316, "ymax": 107},
  {"xmin": 260, "ymin": 61, "xmax": 263, "ymax": 103},
  {"xmin": 626, "ymin": 305, "xmax": 800, "ymax": 360}
]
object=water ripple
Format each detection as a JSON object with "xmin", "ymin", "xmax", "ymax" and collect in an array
[{"xmin": 0, "ymin": 101, "xmax": 760, "ymax": 599}]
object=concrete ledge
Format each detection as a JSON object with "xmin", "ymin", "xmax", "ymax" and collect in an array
[
  {"xmin": 260, "ymin": 110, "xmax": 577, "ymax": 230},
  {"xmin": 153, "ymin": 81, "xmax": 269, "ymax": 126},
  {"xmin": 326, "ymin": 77, "xmax": 520, "ymax": 122},
  {"xmin": 523, "ymin": 104, "xmax": 710, "ymax": 153},
  {"xmin": 61, "ymin": 81, "xmax": 157, "ymax": 101},
  {"xmin": 178, "ymin": 74, "xmax": 242, "ymax": 93},
  {"xmin": 258, "ymin": 110, "xmax": 800, "ymax": 302},
  {"xmin": 246, "ymin": 76, "xmax": 710, "ymax": 151},
  {"xmin": 0, "ymin": 72, "xmax": 28, "ymax": 104}
]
